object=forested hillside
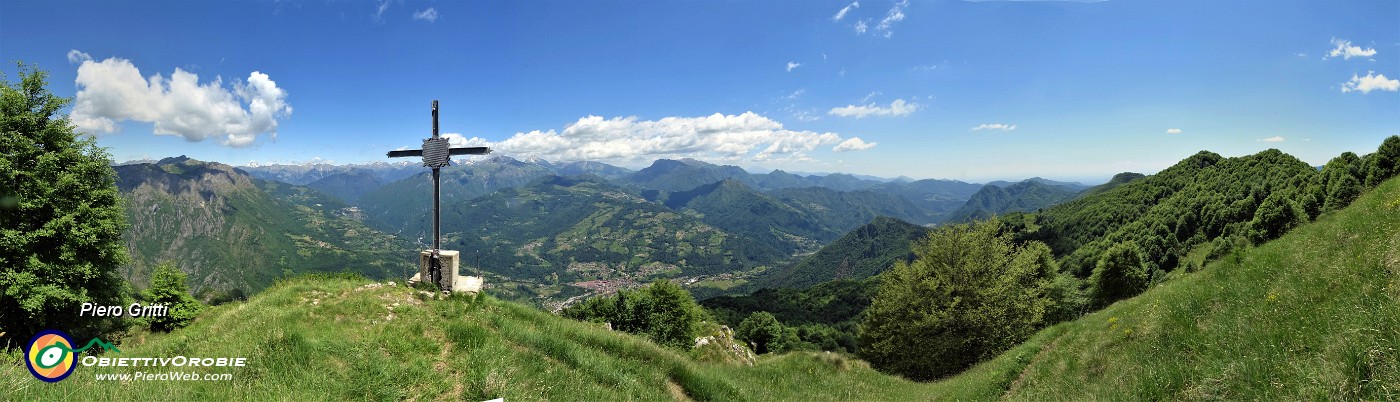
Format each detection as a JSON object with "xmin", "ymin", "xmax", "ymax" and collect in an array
[
  {"xmin": 944, "ymin": 179, "xmax": 1082, "ymax": 223},
  {"xmin": 115, "ymin": 157, "xmax": 415, "ymax": 299},
  {"xmin": 750, "ymin": 216, "xmax": 929, "ymax": 290}
]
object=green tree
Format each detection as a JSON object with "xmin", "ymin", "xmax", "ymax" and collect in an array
[
  {"xmin": 143, "ymin": 262, "xmax": 203, "ymax": 332},
  {"xmin": 561, "ymin": 280, "xmax": 705, "ymax": 350},
  {"xmin": 640, "ymin": 280, "xmax": 705, "ymax": 349},
  {"xmin": 736, "ymin": 311, "xmax": 784, "ymax": 354},
  {"xmin": 1089, "ymin": 241, "xmax": 1150, "ymax": 307},
  {"xmin": 1248, "ymin": 192, "xmax": 1301, "ymax": 244},
  {"xmin": 858, "ymin": 219, "xmax": 1059, "ymax": 381},
  {"xmin": 1, "ymin": 64, "xmax": 129, "ymax": 343},
  {"xmin": 1366, "ymin": 135, "xmax": 1400, "ymax": 187}
]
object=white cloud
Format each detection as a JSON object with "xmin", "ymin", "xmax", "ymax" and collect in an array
[
  {"xmin": 833, "ymin": 1, "xmax": 859, "ymax": 21},
  {"xmin": 441, "ymin": 133, "xmax": 492, "ymax": 148},
  {"xmin": 874, "ymin": 0, "xmax": 909, "ymax": 38},
  {"xmin": 66, "ymin": 50, "xmax": 91, "ymax": 64},
  {"xmin": 70, "ymin": 55, "xmax": 292, "ymax": 147},
  {"xmin": 412, "ymin": 7, "xmax": 438, "ymax": 22},
  {"xmin": 1326, "ymin": 38, "xmax": 1377, "ymax": 60},
  {"xmin": 1258, "ymin": 136, "xmax": 1285, "ymax": 143},
  {"xmin": 786, "ymin": 61, "xmax": 802, "ymax": 72},
  {"xmin": 833, "ymin": 137, "xmax": 876, "ymax": 152},
  {"xmin": 452, "ymin": 112, "xmax": 853, "ymax": 164},
  {"xmin": 1341, "ymin": 71, "xmax": 1400, "ymax": 94},
  {"xmin": 854, "ymin": 19, "xmax": 869, "ymax": 34},
  {"xmin": 1165, "ymin": 128, "xmax": 1182, "ymax": 134},
  {"xmin": 373, "ymin": 0, "xmax": 391, "ymax": 22},
  {"xmin": 784, "ymin": 89, "xmax": 805, "ymax": 100},
  {"xmin": 828, "ymin": 98, "xmax": 918, "ymax": 118},
  {"xmin": 971, "ymin": 123, "xmax": 1016, "ymax": 132}
]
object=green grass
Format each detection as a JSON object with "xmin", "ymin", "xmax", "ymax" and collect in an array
[
  {"xmin": 2, "ymin": 277, "xmax": 934, "ymax": 400},
  {"xmin": 9, "ymin": 179, "xmax": 1398, "ymax": 400}
]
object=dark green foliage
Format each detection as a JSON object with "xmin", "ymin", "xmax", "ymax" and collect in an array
[
  {"xmin": 945, "ymin": 180, "xmax": 1081, "ymax": 223},
  {"xmin": 1248, "ymin": 192, "xmax": 1301, "ymax": 244},
  {"xmin": 1321, "ymin": 152, "xmax": 1364, "ymax": 213},
  {"xmin": 702, "ymin": 279, "xmax": 875, "ymax": 353},
  {"xmin": 1021, "ymin": 149, "xmax": 1317, "ymax": 277},
  {"xmin": 858, "ymin": 219, "xmax": 1061, "ymax": 381},
  {"xmin": 1088, "ymin": 241, "xmax": 1150, "ymax": 307},
  {"xmin": 1365, "ymin": 135, "xmax": 1400, "ymax": 186},
  {"xmin": 0, "ymin": 64, "xmax": 128, "ymax": 343},
  {"xmin": 736, "ymin": 311, "xmax": 783, "ymax": 354},
  {"xmin": 752, "ymin": 216, "xmax": 930, "ymax": 290},
  {"xmin": 562, "ymin": 280, "xmax": 705, "ymax": 349},
  {"xmin": 143, "ymin": 262, "xmax": 204, "ymax": 331}
]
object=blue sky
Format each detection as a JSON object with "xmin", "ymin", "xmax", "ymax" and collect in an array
[{"xmin": 2, "ymin": 0, "xmax": 1397, "ymax": 183}]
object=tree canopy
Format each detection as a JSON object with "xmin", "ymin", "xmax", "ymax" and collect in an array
[{"xmin": 1, "ymin": 64, "xmax": 129, "ymax": 343}]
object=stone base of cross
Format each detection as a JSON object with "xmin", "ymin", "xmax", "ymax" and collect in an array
[{"xmin": 407, "ymin": 250, "xmax": 484, "ymax": 294}]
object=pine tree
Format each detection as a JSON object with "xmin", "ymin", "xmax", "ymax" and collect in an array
[{"xmin": 1, "ymin": 64, "xmax": 129, "ymax": 343}]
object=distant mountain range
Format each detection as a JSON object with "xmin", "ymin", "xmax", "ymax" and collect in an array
[{"xmin": 115, "ymin": 154, "xmax": 1113, "ymax": 305}]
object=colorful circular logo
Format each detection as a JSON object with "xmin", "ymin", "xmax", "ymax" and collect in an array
[{"xmin": 26, "ymin": 329, "xmax": 77, "ymax": 382}]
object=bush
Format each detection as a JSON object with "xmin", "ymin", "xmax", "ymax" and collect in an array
[
  {"xmin": 858, "ymin": 219, "xmax": 1060, "ymax": 381},
  {"xmin": 1089, "ymin": 241, "xmax": 1150, "ymax": 308},
  {"xmin": 561, "ymin": 280, "xmax": 705, "ymax": 349},
  {"xmin": 736, "ymin": 312, "xmax": 784, "ymax": 354},
  {"xmin": 1, "ymin": 64, "xmax": 129, "ymax": 344},
  {"xmin": 1248, "ymin": 192, "xmax": 1301, "ymax": 244},
  {"xmin": 143, "ymin": 263, "xmax": 204, "ymax": 332}
]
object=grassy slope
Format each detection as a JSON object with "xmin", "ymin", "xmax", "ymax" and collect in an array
[
  {"xmin": 3, "ymin": 278, "xmax": 929, "ymax": 401},
  {"xmin": 7, "ymin": 180, "xmax": 1397, "ymax": 401},
  {"xmin": 940, "ymin": 176, "xmax": 1400, "ymax": 400}
]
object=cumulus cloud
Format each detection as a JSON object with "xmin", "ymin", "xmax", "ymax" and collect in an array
[
  {"xmin": 1326, "ymin": 38, "xmax": 1377, "ymax": 60},
  {"xmin": 447, "ymin": 112, "xmax": 855, "ymax": 163},
  {"xmin": 786, "ymin": 61, "xmax": 802, "ymax": 72},
  {"xmin": 66, "ymin": 50, "xmax": 91, "ymax": 64},
  {"xmin": 828, "ymin": 99, "xmax": 918, "ymax": 118},
  {"xmin": 1165, "ymin": 128, "xmax": 1182, "ymax": 134},
  {"xmin": 833, "ymin": 137, "xmax": 876, "ymax": 152},
  {"xmin": 70, "ymin": 55, "xmax": 292, "ymax": 147},
  {"xmin": 854, "ymin": 19, "xmax": 869, "ymax": 34},
  {"xmin": 971, "ymin": 123, "xmax": 1017, "ymax": 131},
  {"xmin": 1258, "ymin": 136, "xmax": 1285, "ymax": 143},
  {"xmin": 412, "ymin": 7, "xmax": 438, "ymax": 22},
  {"xmin": 833, "ymin": 1, "xmax": 859, "ymax": 21},
  {"xmin": 1341, "ymin": 71, "xmax": 1400, "ymax": 94}
]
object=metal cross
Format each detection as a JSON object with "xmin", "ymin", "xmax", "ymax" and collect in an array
[{"xmin": 387, "ymin": 100, "xmax": 491, "ymax": 289}]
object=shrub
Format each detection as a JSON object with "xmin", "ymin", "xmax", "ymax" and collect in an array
[
  {"xmin": 143, "ymin": 262, "xmax": 204, "ymax": 332},
  {"xmin": 736, "ymin": 312, "xmax": 783, "ymax": 354},
  {"xmin": 1089, "ymin": 241, "xmax": 1149, "ymax": 308}
]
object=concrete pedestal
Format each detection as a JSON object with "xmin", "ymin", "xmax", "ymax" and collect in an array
[{"xmin": 408, "ymin": 249, "xmax": 483, "ymax": 294}]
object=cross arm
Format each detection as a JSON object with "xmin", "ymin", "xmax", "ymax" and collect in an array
[
  {"xmin": 387, "ymin": 149, "xmax": 424, "ymax": 158},
  {"xmin": 448, "ymin": 147, "xmax": 492, "ymax": 156}
]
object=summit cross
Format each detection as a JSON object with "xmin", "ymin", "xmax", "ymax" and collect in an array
[{"xmin": 386, "ymin": 100, "xmax": 491, "ymax": 290}]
